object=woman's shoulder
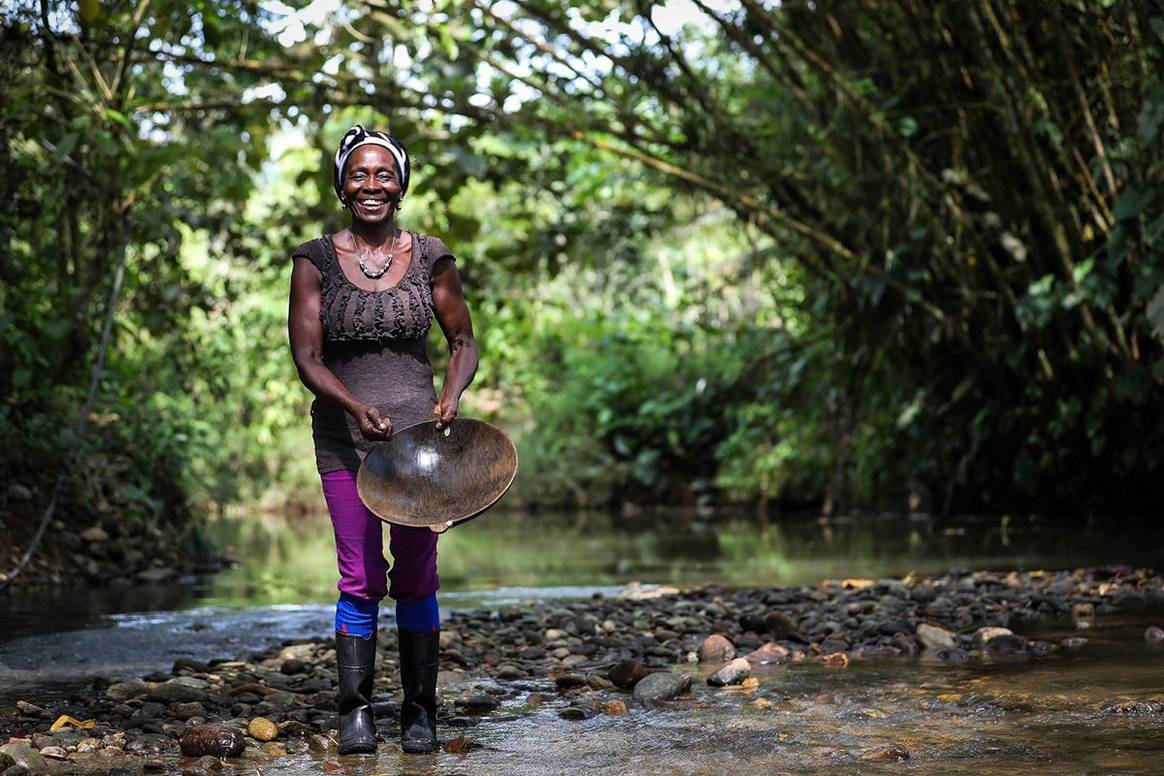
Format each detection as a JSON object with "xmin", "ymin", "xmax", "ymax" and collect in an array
[
  {"xmin": 291, "ymin": 235, "xmax": 332, "ymax": 273},
  {"xmin": 412, "ymin": 232, "xmax": 455, "ymax": 267}
]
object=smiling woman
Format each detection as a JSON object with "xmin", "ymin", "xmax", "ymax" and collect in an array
[{"xmin": 287, "ymin": 124, "xmax": 479, "ymax": 755}]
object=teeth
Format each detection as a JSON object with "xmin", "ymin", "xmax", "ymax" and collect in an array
[{"xmin": 360, "ymin": 200, "xmax": 384, "ymax": 206}]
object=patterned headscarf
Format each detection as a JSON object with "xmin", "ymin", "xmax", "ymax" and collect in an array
[{"xmin": 333, "ymin": 124, "xmax": 410, "ymax": 204}]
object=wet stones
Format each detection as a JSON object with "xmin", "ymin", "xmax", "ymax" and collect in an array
[
  {"xmin": 0, "ymin": 744, "xmax": 47, "ymax": 773},
  {"xmin": 707, "ymin": 658, "xmax": 752, "ymax": 687},
  {"xmin": 696, "ymin": 634, "xmax": 735, "ymax": 663},
  {"xmin": 916, "ymin": 623, "xmax": 957, "ymax": 650},
  {"xmin": 247, "ymin": 717, "xmax": 278, "ymax": 742},
  {"xmin": 148, "ymin": 677, "xmax": 209, "ymax": 704},
  {"xmin": 104, "ymin": 680, "xmax": 150, "ymax": 702},
  {"xmin": 178, "ymin": 725, "xmax": 246, "ymax": 758},
  {"xmin": 743, "ymin": 642, "xmax": 792, "ymax": 665},
  {"xmin": 608, "ymin": 659, "xmax": 648, "ymax": 690},
  {"xmin": 861, "ymin": 745, "xmax": 911, "ymax": 762},
  {"xmin": 631, "ymin": 672, "xmax": 691, "ymax": 701}
]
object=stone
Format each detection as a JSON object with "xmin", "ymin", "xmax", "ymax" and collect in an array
[
  {"xmin": 553, "ymin": 674, "xmax": 587, "ymax": 690},
  {"xmin": 608, "ymin": 659, "xmax": 648, "ymax": 690},
  {"xmin": 149, "ymin": 677, "xmax": 209, "ymax": 703},
  {"xmin": 0, "ymin": 744, "xmax": 47, "ymax": 773},
  {"xmin": 280, "ymin": 659, "xmax": 308, "ymax": 675},
  {"xmin": 862, "ymin": 746, "xmax": 911, "ymax": 762},
  {"xmin": 1061, "ymin": 636, "xmax": 1088, "ymax": 649},
  {"xmin": 762, "ymin": 612, "xmax": 800, "ymax": 639},
  {"xmin": 496, "ymin": 664, "xmax": 523, "ymax": 681},
  {"xmin": 707, "ymin": 658, "xmax": 752, "ymax": 687},
  {"xmin": 80, "ymin": 526, "xmax": 109, "ymax": 543},
  {"xmin": 143, "ymin": 757, "xmax": 166, "ymax": 771},
  {"xmin": 602, "ymin": 700, "xmax": 628, "ymax": 716},
  {"xmin": 973, "ymin": 626, "xmax": 1013, "ymax": 646},
  {"xmin": 247, "ymin": 717, "xmax": 278, "ymax": 742},
  {"xmin": 916, "ymin": 623, "xmax": 957, "ymax": 650},
  {"xmin": 37, "ymin": 746, "xmax": 67, "ymax": 760},
  {"xmin": 307, "ymin": 734, "xmax": 336, "ymax": 753},
  {"xmin": 1145, "ymin": 626, "xmax": 1164, "ymax": 644},
  {"xmin": 696, "ymin": 634, "xmax": 735, "ymax": 663},
  {"xmin": 983, "ymin": 634, "xmax": 1029, "ymax": 657},
  {"xmin": 439, "ymin": 629, "xmax": 461, "ymax": 649},
  {"xmin": 743, "ymin": 642, "xmax": 791, "ymax": 665},
  {"xmin": 0, "ymin": 753, "xmax": 13, "ymax": 771},
  {"xmin": 632, "ymin": 672, "xmax": 691, "ymax": 701},
  {"xmin": 137, "ymin": 567, "xmax": 174, "ymax": 584},
  {"xmin": 178, "ymin": 725, "xmax": 246, "ymax": 758},
  {"xmin": 454, "ymin": 694, "xmax": 499, "ymax": 712},
  {"xmin": 172, "ymin": 657, "xmax": 211, "ymax": 674},
  {"xmin": 3, "ymin": 765, "xmax": 30, "ymax": 776}
]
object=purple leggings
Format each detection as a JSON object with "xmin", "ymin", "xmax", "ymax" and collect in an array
[{"xmin": 321, "ymin": 470, "xmax": 439, "ymax": 603}]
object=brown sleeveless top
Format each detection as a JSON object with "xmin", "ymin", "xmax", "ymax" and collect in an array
[{"xmin": 292, "ymin": 232, "xmax": 455, "ymax": 474}]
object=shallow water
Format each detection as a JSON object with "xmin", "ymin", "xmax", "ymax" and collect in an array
[{"xmin": 2, "ymin": 510, "xmax": 1163, "ymax": 773}]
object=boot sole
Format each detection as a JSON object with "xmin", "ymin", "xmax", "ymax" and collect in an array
[{"xmin": 401, "ymin": 739, "xmax": 439, "ymax": 754}]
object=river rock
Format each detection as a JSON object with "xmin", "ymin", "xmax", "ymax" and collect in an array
[
  {"xmin": 137, "ymin": 567, "xmax": 174, "ymax": 584},
  {"xmin": 696, "ymin": 634, "xmax": 735, "ymax": 663},
  {"xmin": 247, "ymin": 717, "xmax": 278, "ymax": 742},
  {"xmin": 608, "ymin": 659, "xmax": 648, "ymax": 689},
  {"xmin": 79, "ymin": 526, "xmax": 109, "ymax": 543},
  {"xmin": 0, "ymin": 744, "xmax": 47, "ymax": 773},
  {"xmin": 916, "ymin": 623, "xmax": 957, "ymax": 650},
  {"xmin": 3, "ymin": 765, "xmax": 30, "ymax": 776},
  {"xmin": 179, "ymin": 725, "xmax": 246, "ymax": 758},
  {"xmin": 307, "ymin": 734, "xmax": 335, "ymax": 753},
  {"xmin": 707, "ymin": 658, "xmax": 752, "ymax": 687},
  {"xmin": 0, "ymin": 752, "xmax": 13, "ymax": 771},
  {"xmin": 862, "ymin": 745, "xmax": 910, "ymax": 762},
  {"xmin": 149, "ymin": 677, "xmax": 209, "ymax": 703},
  {"xmin": 973, "ymin": 626, "xmax": 1013, "ymax": 646},
  {"xmin": 280, "ymin": 659, "xmax": 308, "ymax": 675},
  {"xmin": 983, "ymin": 634, "xmax": 1029, "ymax": 657},
  {"xmin": 632, "ymin": 672, "xmax": 691, "ymax": 701},
  {"xmin": 763, "ymin": 612, "xmax": 801, "ymax": 639},
  {"xmin": 603, "ymin": 700, "xmax": 628, "ymax": 716},
  {"xmin": 742, "ymin": 641, "xmax": 790, "ymax": 665},
  {"xmin": 1144, "ymin": 626, "xmax": 1164, "ymax": 644}
]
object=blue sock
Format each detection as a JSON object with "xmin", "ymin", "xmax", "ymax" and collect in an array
[
  {"xmin": 335, "ymin": 592, "xmax": 379, "ymax": 638},
  {"xmin": 395, "ymin": 593, "xmax": 440, "ymax": 633}
]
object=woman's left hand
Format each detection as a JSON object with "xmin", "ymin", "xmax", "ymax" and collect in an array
[{"xmin": 432, "ymin": 395, "xmax": 459, "ymax": 429}]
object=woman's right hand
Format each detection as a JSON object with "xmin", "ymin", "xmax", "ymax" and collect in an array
[{"xmin": 354, "ymin": 404, "xmax": 392, "ymax": 441}]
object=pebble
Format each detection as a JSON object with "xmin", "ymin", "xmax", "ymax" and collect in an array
[
  {"xmin": 973, "ymin": 626, "xmax": 1013, "ymax": 645},
  {"xmin": 1144, "ymin": 626, "xmax": 1164, "ymax": 644},
  {"xmin": 744, "ymin": 642, "xmax": 791, "ymax": 665},
  {"xmin": 105, "ymin": 680, "xmax": 150, "ymax": 702},
  {"xmin": 707, "ymin": 658, "xmax": 752, "ymax": 687},
  {"xmin": 602, "ymin": 701, "xmax": 628, "ymax": 716},
  {"xmin": 632, "ymin": 672, "xmax": 691, "ymax": 701},
  {"xmin": 696, "ymin": 634, "xmax": 736, "ymax": 663},
  {"xmin": 247, "ymin": 717, "xmax": 278, "ymax": 742},
  {"xmin": 916, "ymin": 623, "xmax": 957, "ymax": 650},
  {"xmin": 0, "ymin": 744, "xmax": 46, "ymax": 773},
  {"xmin": 861, "ymin": 745, "xmax": 911, "ymax": 762},
  {"xmin": 178, "ymin": 724, "xmax": 246, "ymax": 758},
  {"xmin": 608, "ymin": 659, "xmax": 648, "ymax": 689}
]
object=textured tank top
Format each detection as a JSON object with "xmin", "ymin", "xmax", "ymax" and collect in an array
[{"xmin": 292, "ymin": 232, "xmax": 455, "ymax": 474}]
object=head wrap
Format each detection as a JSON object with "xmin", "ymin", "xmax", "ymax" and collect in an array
[{"xmin": 333, "ymin": 124, "xmax": 410, "ymax": 204}]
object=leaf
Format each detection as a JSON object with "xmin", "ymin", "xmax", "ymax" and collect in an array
[
  {"xmin": 78, "ymin": 0, "xmax": 100, "ymax": 26},
  {"xmin": 1147, "ymin": 282, "xmax": 1164, "ymax": 340},
  {"xmin": 50, "ymin": 715, "xmax": 95, "ymax": 731},
  {"xmin": 1113, "ymin": 187, "xmax": 1155, "ymax": 221}
]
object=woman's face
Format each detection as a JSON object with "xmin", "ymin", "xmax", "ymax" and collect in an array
[{"xmin": 342, "ymin": 145, "xmax": 403, "ymax": 224}]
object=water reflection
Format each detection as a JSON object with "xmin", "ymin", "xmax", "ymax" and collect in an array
[{"xmin": 202, "ymin": 510, "xmax": 1163, "ymax": 607}]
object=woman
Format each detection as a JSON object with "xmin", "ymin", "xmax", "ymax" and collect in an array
[{"xmin": 288, "ymin": 125, "xmax": 477, "ymax": 755}]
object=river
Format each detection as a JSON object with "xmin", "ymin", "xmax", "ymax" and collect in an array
[{"xmin": 2, "ymin": 510, "xmax": 1162, "ymax": 774}]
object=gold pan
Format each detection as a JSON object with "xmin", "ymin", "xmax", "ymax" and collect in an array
[{"xmin": 356, "ymin": 418, "xmax": 518, "ymax": 531}]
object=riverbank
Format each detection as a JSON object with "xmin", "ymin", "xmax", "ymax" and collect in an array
[
  {"xmin": 0, "ymin": 497, "xmax": 232, "ymax": 591},
  {"xmin": 2, "ymin": 566, "xmax": 1162, "ymax": 774}
]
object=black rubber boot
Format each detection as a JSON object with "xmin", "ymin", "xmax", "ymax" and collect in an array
[
  {"xmin": 335, "ymin": 632, "xmax": 378, "ymax": 754},
  {"xmin": 398, "ymin": 629, "xmax": 440, "ymax": 754}
]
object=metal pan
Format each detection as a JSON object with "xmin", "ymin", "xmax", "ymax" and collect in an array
[{"xmin": 356, "ymin": 417, "xmax": 518, "ymax": 531}]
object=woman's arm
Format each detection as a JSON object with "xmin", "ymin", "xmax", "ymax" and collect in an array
[
  {"xmin": 288, "ymin": 256, "xmax": 392, "ymax": 440},
  {"xmin": 430, "ymin": 256, "xmax": 478, "ymax": 427}
]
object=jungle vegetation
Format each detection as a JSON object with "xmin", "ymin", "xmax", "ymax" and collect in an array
[{"xmin": 2, "ymin": 0, "xmax": 1163, "ymax": 537}]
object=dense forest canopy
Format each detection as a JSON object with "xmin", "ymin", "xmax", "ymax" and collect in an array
[{"xmin": 2, "ymin": 0, "xmax": 1163, "ymax": 531}]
